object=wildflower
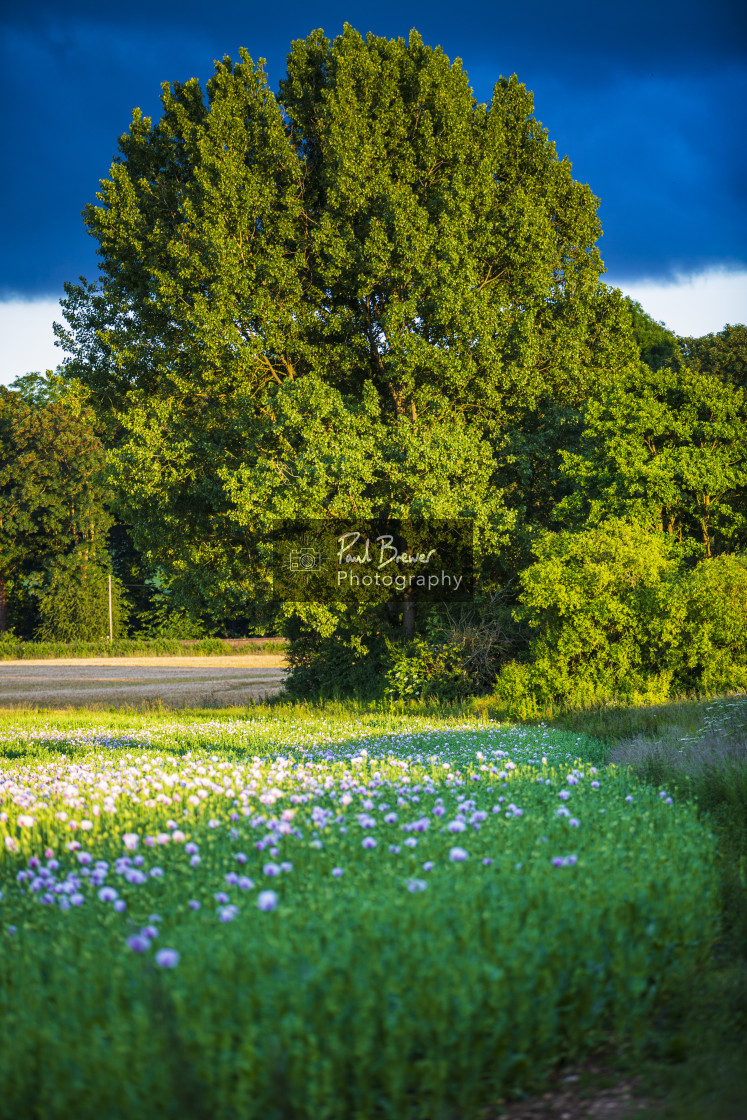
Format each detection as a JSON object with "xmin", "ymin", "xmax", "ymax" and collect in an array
[
  {"xmin": 123, "ymin": 833, "xmax": 139, "ymax": 850},
  {"xmin": 362, "ymin": 837, "xmax": 377, "ymax": 849},
  {"xmin": 665, "ymin": 796, "xmax": 673, "ymax": 805},
  {"xmin": 558, "ymin": 790, "xmax": 571, "ymax": 801},
  {"xmin": 235, "ymin": 852, "xmax": 248, "ymax": 864},
  {"xmin": 80, "ymin": 820, "xmax": 93, "ymax": 831},
  {"xmin": 591, "ymin": 781, "xmax": 600, "ymax": 789},
  {"xmin": 263, "ymin": 863, "xmax": 281, "ymax": 876},
  {"xmin": 4, "ymin": 837, "xmax": 19, "ymax": 852},
  {"xmin": 127, "ymin": 935, "xmax": 150, "ymax": 953},
  {"xmin": 188, "ymin": 900, "xmax": 201, "ymax": 911},
  {"xmin": 17, "ymin": 815, "xmax": 35, "ymax": 828},
  {"xmin": 172, "ymin": 830, "xmax": 185, "ymax": 842},
  {"xmin": 407, "ymin": 879, "xmax": 427, "ymax": 892},
  {"xmin": 149, "ymin": 867, "xmax": 164, "ymax": 879},
  {"xmin": 157, "ymin": 833, "xmax": 170, "ymax": 845},
  {"xmin": 422, "ymin": 861, "xmax": 434, "ymax": 872},
  {"xmin": 482, "ymin": 858, "xmax": 493, "ymax": 866},
  {"xmin": 114, "ymin": 900, "xmax": 127, "ymax": 913},
  {"xmin": 142, "ymin": 925, "xmax": 159, "ymax": 939},
  {"xmin": 98, "ymin": 887, "xmax": 118, "ymax": 902},
  {"xmin": 449, "ymin": 847, "xmax": 468, "ymax": 862},
  {"xmin": 404, "ymin": 838, "xmax": 418, "ymax": 848},
  {"xmin": 569, "ymin": 818, "xmax": 581, "ymax": 828},
  {"xmin": 190, "ymin": 854, "xmax": 201, "ymax": 867},
  {"xmin": 155, "ymin": 949, "xmax": 180, "ymax": 968},
  {"xmin": 218, "ymin": 906, "xmax": 237, "ymax": 922},
  {"xmin": 225, "ymin": 872, "xmax": 239, "ymax": 886},
  {"xmin": 238, "ymin": 876, "xmax": 254, "ymax": 890},
  {"xmin": 447, "ymin": 820, "xmax": 466, "ymax": 833},
  {"xmin": 214, "ymin": 892, "xmax": 230, "ymax": 904},
  {"xmin": 257, "ymin": 890, "xmax": 278, "ymax": 911},
  {"xmin": 280, "ymin": 862, "xmax": 293, "ymax": 873},
  {"xmin": 389, "ymin": 844, "xmax": 400, "ymax": 854},
  {"xmin": 70, "ymin": 893, "xmax": 85, "ymax": 906},
  {"xmin": 185, "ymin": 842, "xmax": 199, "ymax": 855},
  {"xmin": 625, "ymin": 795, "xmax": 634, "ymax": 803},
  {"xmin": 331, "ymin": 867, "xmax": 343, "ymax": 878}
]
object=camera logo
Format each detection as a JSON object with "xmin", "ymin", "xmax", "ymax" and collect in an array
[{"xmin": 288, "ymin": 546, "xmax": 325, "ymax": 573}]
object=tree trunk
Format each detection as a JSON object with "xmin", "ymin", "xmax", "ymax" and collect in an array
[
  {"xmin": 402, "ymin": 594, "xmax": 415, "ymax": 641},
  {"xmin": 0, "ymin": 574, "xmax": 6, "ymax": 634}
]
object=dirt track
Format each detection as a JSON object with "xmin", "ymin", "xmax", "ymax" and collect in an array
[{"xmin": 0, "ymin": 656, "xmax": 288, "ymax": 708}]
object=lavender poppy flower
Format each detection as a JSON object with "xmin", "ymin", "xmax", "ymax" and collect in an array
[
  {"xmin": 257, "ymin": 890, "xmax": 278, "ymax": 911},
  {"xmin": 155, "ymin": 949, "xmax": 180, "ymax": 968},
  {"xmin": 449, "ymin": 847, "xmax": 468, "ymax": 862}
]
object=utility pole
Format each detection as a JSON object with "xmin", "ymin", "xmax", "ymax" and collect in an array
[{"xmin": 108, "ymin": 575, "xmax": 113, "ymax": 642}]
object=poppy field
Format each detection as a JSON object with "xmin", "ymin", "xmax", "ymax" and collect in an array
[{"xmin": 0, "ymin": 712, "xmax": 719, "ymax": 1119}]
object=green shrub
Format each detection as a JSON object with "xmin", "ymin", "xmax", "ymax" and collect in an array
[
  {"xmin": 384, "ymin": 636, "xmax": 473, "ymax": 701},
  {"xmin": 493, "ymin": 520, "xmax": 681, "ymax": 713},
  {"xmin": 671, "ymin": 553, "xmax": 747, "ymax": 692}
]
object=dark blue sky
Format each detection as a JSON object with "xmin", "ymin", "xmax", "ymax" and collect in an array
[{"xmin": 2, "ymin": 0, "xmax": 746, "ymax": 299}]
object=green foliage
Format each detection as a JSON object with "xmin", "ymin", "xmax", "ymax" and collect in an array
[
  {"xmin": 0, "ymin": 638, "xmax": 285, "ymax": 660},
  {"xmin": 284, "ymin": 609, "xmax": 389, "ymax": 701},
  {"xmin": 624, "ymin": 297, "xmax": 682, "ymax": 372},
  {"xmin": 135, "ymin": 601, "xmax": 206, "ymax": 640},
  {"xmin": 57, "ymin": 27, "xmax": 637, "ymax": 627},
  {"xmin": 384, "ymin": 637, "xmax": 473, "ymax": 701},
  {"xmin": 0, "ymin": 723, "xmax": 719, "ymax": 1118},
  {"xmin": 669, "ymin": 553, "xmax": 747, "ymax": 692},
  {"xmin": 682, "ymin": 323, "xmax": 747, "ymax": 391},
  {"xmin": 0, "ymin": 384, "xmax": 113, "ymax": 635},
  {"xmin": 558, "ymin": 363, "xmax": 747, "ymax": 556},
  {"xmin": 35, "ymin": 550, "xmax": 129, "ymax": 642},
  {"xmin": 495, "ymin": 521, "xmax": 747, "ymax": 716}
]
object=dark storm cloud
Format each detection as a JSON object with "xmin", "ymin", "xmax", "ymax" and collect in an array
[{"xmin": 1, "ymin": 1, "xmax": 745, "ymax": 296}]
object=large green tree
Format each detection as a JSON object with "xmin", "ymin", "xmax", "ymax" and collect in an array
[{"xmin": 57, "ymin": 26, "xmax": 637, "ymax": 638}]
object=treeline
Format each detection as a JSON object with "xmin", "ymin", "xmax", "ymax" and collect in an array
[
  {"xmin": 0, "ymin": 374, "xmax": 275, "ymax": 644},
  {"xmin": 3, "ymin": 27, "xmax": 746, "ymax": 709}
]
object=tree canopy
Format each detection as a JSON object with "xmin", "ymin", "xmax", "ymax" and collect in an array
[{"xmin": 57, "ymin": 26, "xmax": 638, "ymax": 630}]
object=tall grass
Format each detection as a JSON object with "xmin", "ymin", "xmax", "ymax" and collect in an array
[{"xmin": 0, "ymin": 637, "xmax": 287, "ymax": 660}]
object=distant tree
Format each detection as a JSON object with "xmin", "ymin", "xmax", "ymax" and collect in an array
[
  {"xmin": 0, "ymin": 386, "xmax": 113, "ymax": 634},
  {"xmin": 35, "ymin": 548, "xmax": 129, "ymax": 642},
  {"xmin": 558, "ymin": 363, "xmax": 747, "ymax": 558},
  {"xmin": 624, "ymin": 297, "xmax": 682, "ymax": 372},
  {"xmin": 681, "ymin": 323, "xmax": 747, "ymax": 391}
]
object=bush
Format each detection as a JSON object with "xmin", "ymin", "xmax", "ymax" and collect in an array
[
  {"xmin": 384, "ymin": 637, "xmax": 473, "ymax": 701},
  {"xmin": 672, "ymin": 553, "xmax": 747, "ymax": 692},
  {"xmin": 493, "ymin": 523, "xmax": 747, "ymax": 717}
]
